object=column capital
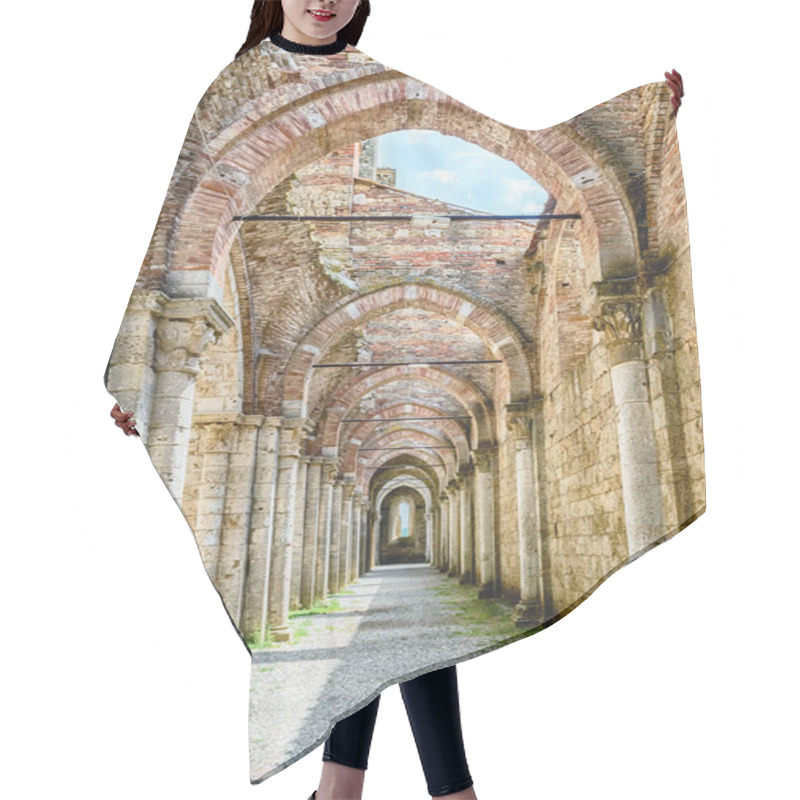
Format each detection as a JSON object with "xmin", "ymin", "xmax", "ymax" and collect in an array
[
  {"xmin": 279, "ymin": 417, "xmax": 314, "ymax": 457},
  {"xmin": 593, "ymin": 300, "xmax": 644, "ymax": 364},
  {"xmin": 447, "ymin": 477, "xmax": 461, "ymax": 492},
  {"xmin": 505, "ymin": 402, "xmax": 533, "ymax": 446},
  {"xmin": 153, "ymin": 297, "xmax": 234, "ymax": 375},
  {"xmin": 472, "ymin": 447, "xmax": 495, "ymax": 473},
  {"xmin": 322, "ymin": 456, "xmax": 342, "ymax": 483},
  {"xmin": 438, "ymin": 492, "xmax": 449, "ymax": 504}
]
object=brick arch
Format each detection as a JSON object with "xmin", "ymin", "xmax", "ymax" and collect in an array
[
  {"xmin": 318, "ymin": 364, "xmax": 494, "ymax": 450},
  {"xmin": 165, "ymin": 72, "xmax": 638, "ymax": 303},
  {"xmin": 375, "ymin": 477, "xmax": 433, "ymax": 515},
  {"xmin": 363, "ymin": 447, "xmax": 447, "ymax": 484},
  {"xmin": 364, "ymin": 455, "xmax": 443, "ymax": 497},
  {"xmin": 280, "ymin": 283, "xmax": 531, "ymax": 415},
  {"xmin": 351, "ymin": 428, "xmax": 457, "ymax": 479},
  {"xmin": 344, "ymin": 424, "xmax": 464, "ymax": 475},
  {"xmin": 366, "ymin": 468, "xmax": 441, "ymax": 500},
  {"xmin": 340, "ymin": 402, "xmax": 471, "ymax": 470}
]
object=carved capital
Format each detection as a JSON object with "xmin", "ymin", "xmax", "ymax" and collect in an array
[
  {"xmin": 593, "ymin": 301, "xmax": 644, "ymax": 364},
  {"xmin": 593, "ymin": 301, "xmax": 643, "ymax": 343},
  {"xmin": 322, "ymin": 457, "xmax": 342, "ymax": 483},
  {"xmin": 472, "ymin": 448, "xmax": 495, "ymax": 473},
  {"xmin": 153, "ymin": 298, "xmax": 234, "ymax": 375},
  {"xmin": 506, "ymin": 403, "xmax": 533, "ymax": 446}
]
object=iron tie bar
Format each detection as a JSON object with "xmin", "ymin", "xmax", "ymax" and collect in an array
[
  {"xmin": 342, "ymin": 416, "xmax": 471, "ymax": 423},
  {"xmin": 314, "ymin": 359, "xmax": 502, "ymax": 368},
  {"xmin": 233, "ymin": 213, "xmax": 581, "ymax": 222}
]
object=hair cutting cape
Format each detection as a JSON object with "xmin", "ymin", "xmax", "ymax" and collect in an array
[{"xmin": 104, "ymin": 35, "xmax": 705, "ymax": 785}]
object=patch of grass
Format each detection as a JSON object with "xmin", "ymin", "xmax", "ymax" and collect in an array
[
  {"xmin": 248, "ymin": 593, "xmax": 353, "ymax": 650},
  {"xmin": 431, "ymin": 579, "xmax": 518, "ymax": 639},
  {"xmin": 289, "ymin": 597, "xmax": 343, "ymax": 618}
]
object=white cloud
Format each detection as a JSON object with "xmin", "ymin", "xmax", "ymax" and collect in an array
[{"xmin": 417, "ymin": 169, "xmax": 459, "ymax": 185}]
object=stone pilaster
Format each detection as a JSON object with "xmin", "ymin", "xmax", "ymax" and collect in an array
[
  {"xmin": 300, "ymin": 457, "xmax": 324, "ymax": 609},
  {"xmin": 594, "ymin": 299, "xmax": 665, "ymax": 555},
  {"xmin": 241, "ymin": 417, "xmax": 282, "ymax": 643},
  {"xmin": 267, "ymin": 418, "xmax": 312, "ymax": 642},
  {"xmin": 147, "ymin": 297, "xmax": 233, "ymax": 502},
  {"xmin": 473, "ymin": 448, "xmax": 497, "ymax": 598},
  {"xmin": 507, "ymin": 402, "xmax": 545, "ymax": 627}
]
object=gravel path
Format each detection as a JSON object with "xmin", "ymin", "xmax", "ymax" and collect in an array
[{"xmin": 248, "ymin": 562, "xmax": 522, "ymax": 783}]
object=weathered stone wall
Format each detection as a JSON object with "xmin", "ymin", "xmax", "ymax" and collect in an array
[
  {"xmin": 542, "ymin": 341, "xmax": 628, "ymax": 612},
  {"xmin": 645, "ymin": 116, "xmax": 705, "ymax": 533}
]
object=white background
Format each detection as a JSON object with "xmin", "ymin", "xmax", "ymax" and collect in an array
[{"xmin": 2, "ymin": 1, "xmax": 797, "ymax": 798}]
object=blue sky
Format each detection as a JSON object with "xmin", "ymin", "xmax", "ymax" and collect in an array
[{"xmin": 373, "ymin": 130, "xmax": 548, "ymax": 216}]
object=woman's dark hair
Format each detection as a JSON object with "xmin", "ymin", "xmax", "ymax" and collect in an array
[{"xmin": 236, "ymin": 1, "xmax": 371, "ymax": 59}]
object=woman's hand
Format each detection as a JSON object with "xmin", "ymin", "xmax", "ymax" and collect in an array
[
  {"xmin": 110, "ymin": 402, "xmax": 140, "ymax": 437},
  {"xmin": 665, "ymin": 68, "xmax": 684, "ymax": 115}
]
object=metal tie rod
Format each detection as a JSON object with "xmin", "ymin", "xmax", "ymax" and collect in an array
[
  {"xmin": 233, "ymin": 213, "xmax": 581, "ymax": 222},
  {"xmin": 358, "ymin": 445, "xmax": 455, "ymax": 451},
  {"xmin": 342, "ymin": 416, "xmax": 470, "ymax": 422},
  {"xmin": 361, "ymin": 464, "xmax": 445, "ymax": 470},
  {"xmin": 314, "ymin": 359, "xmax": 501, "ymax": 368}
]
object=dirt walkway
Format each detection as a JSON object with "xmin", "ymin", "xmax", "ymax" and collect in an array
[{"xmin": 249, "ymin": 563, "xmax": 524, "ymax": 783}]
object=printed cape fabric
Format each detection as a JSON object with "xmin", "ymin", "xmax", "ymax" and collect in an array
[{"xmin": 104, "ymin": 35, "xmax": 705, "ymax": 785}]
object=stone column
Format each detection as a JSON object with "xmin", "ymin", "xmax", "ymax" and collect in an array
[
  {"xmin": 147, "ymin": 297, "xmax": 233, "ymax": 502},
  {"xmin": 360, "ymin": 503, "xmax": 370, "ymax": 574},
  {"xmin": 189, "ymin": 417, "xmax": 239, "ymax": 584},
  {"xmin": 371, "ymin": 512, "xmax": 381, "ymax": 568},
  {"xmin": 316, "ymin": 458, "xmax": 339, "ymax": 602},
  {"xmin": 267, "ymin": 418, "xmax": 311, "ymax": 642},
  {"xmin": 289, "ymin": 455, "xmax": 310, "ymax": 611},
  {"xmin": 458, "ymin": 467, "xmax": 474, "ymax": 584},
  {"xmin": 437, "ymin": 493, "xmax": 450, "ymax": 572},
  {"xmin": 351, "ymin": 490, "xmax": 364, "ymax": 582},
  {"xmin": 300, "ymin": 457, "xmax": 324, "ymax": 609},
  {"xmin": 594, "ymin": 300, "xmax": 665, "ymax": 555},
  {"xmin": 341, "ymin": 479, "xmax": 355, "ymax": 586},
  {"xmin": 447, "ymin": 478, "xmax": 461, "ymax": 578},
  {"xmin": 507, "ymin": 403, "xmax": 544, "ymax": 626},
  {"xmin": 104, "ymin": 289, "xmax": 166, "ymax": 442},
  {"xmin": 329, "ymin": 479, "xmax": 344, "ymax": 594},
  {"xmin": 218, "ymin": 415, "xmax": 262, "ymax": 628},
  {"xmin": 241, "ymin": 417, "xmax": 282, "ymax": 644},
  {"xmin": 473, "ymin": 448, "xmax": 497, "ymax": 598},
  {"xmin": 424, "ymin": 510, "xmax": 434, "ymax": 563}
]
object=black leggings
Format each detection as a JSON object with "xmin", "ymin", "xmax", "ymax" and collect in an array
[{"xmin": 322, "ymin": 664, "xmax": 473, "ymax": 797}]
